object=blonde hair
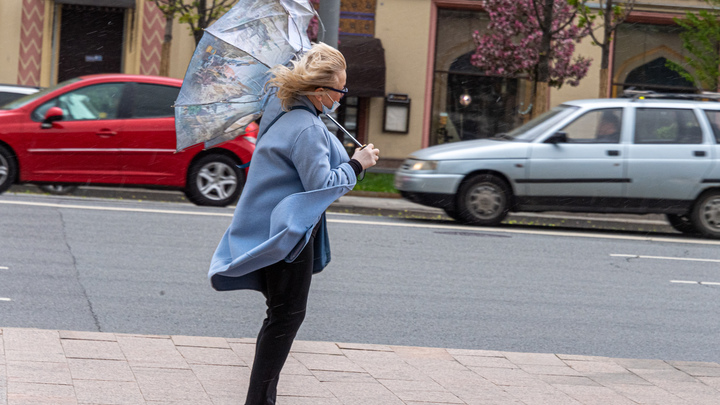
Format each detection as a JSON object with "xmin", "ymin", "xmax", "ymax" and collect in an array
[{"xmin": 267, "ymin": 42, "xmax": 347, "ymax": 111}]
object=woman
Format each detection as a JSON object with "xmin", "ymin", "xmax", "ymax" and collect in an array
[{"xmin": 207, "ymin": 43, "xmax": 380, "ymax": 405}]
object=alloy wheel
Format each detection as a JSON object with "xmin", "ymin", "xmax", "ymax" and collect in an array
[
  {"xmin": 0, "ymin": 154, "xmax": 7, "ymax": 186},
  {"xmin": 196, "ymin": 161, "xmax": 238, "ymax": 201},
  {"xmin": 467, "ymin": 184, "xmax": 504, "ymax": 220},
  {"xmin": 699, "ymin": 196, "xmax": 720, "ymax": 233}
]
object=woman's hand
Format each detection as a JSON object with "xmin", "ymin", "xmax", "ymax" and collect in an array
[{"xmin": 351, "ymin": 143, "xmax": 380, "ymax": 169}]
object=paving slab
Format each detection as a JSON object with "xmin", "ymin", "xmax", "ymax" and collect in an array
[{"xmin": 2, "ymin": 327, "xmax": 720, "ymax": 404}]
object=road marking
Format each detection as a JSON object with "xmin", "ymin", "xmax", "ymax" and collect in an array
[
  {"xmin": 0, "ymin": 266, "xmax": 8, "ymax": 270},
  {"xmin": 611, "ymin": 254, "xmax": 720, "ymax": 263},
  {"xmin": 671, "ymin": 280, "xmax": 720, "ymax": 286},
  {"xmin": 0, "ymin": 297, "xmax": 11, "ymax": 302},
  {"xmin": 0, "ymin": 200, "xmax": 233, "ymax": 217},
  {"xmin": 329, "ymin": 218, "xmax": 720, "ymax": 245},
  {"xmin": 3, "ymin": 199, "xmax": 720, "ymax": 246}
]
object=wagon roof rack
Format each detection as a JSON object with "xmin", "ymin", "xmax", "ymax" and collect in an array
[{"xmin": 622, "ymin": 89, "xmax": 720, "ymax": 101}]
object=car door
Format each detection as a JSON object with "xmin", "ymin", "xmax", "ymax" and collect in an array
[
  {"xmin": 22, "ymin": 82, "xmax": 126, "ymax": 183},
  {"xmin": 523, "ymin": 108, "xmax": 627, "ymax": 202},
  {"xmin": 114, "ymin": 82, "xmax": 183, "ymax": 186},
  {"xmin": 701, "ymin": 109, "xmax": 720, "ymax": 186},
  {"xmin": 625, "ymin": 107, "xmax": 713, "ymax": 203}
]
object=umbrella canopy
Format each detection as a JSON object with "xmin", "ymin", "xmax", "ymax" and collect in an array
[{"xmin": 174, "ymin": 0, "xmax": 316, "ymax": 151}]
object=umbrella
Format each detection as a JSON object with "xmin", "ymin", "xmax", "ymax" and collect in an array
[{"xmin": 174, "ymin": 0, "xmax": 316, "ymax": 151}]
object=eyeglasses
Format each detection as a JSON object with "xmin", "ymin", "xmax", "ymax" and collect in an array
[{"xmin": 322, "ymin": 86, "xmax": 348, "ymax": 97}]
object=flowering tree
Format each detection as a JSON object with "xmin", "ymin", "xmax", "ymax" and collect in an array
[
  {"xmin": 471, "ymin": 0, "xmax": 592, "ymax": 116},
  {"xmin": 307, "ymin": 0, "xmax": 320, "ymax": 41},
  {"xmin": 573, "ymin": 0, "xmax": 636, "ymax": 97}
]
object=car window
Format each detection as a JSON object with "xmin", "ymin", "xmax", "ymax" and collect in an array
[
  {"xmin": 703, "ymin": 110, "xmax": 720, "ymax": 143},
  {"xmin": 560, "ymin": 108, "xmax": 623, "ymax": 144},
  {"xmin": 132, "ymin": 83, "xmax": 180, "ymax": 118},
  {"xmin": 634, "ymin": 108, "xmax": 702, "ymax": 144},
  {"xmin": 32, "ymin": 83, "xmax": 124, "ymax": 122}
]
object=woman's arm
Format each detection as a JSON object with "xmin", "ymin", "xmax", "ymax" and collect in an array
[{"xmin": 291, "ymin": 125, "xmax": 356, "ymax": 191}]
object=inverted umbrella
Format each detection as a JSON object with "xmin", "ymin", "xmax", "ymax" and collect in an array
[{"xmin": 174, "ymin": 0, "xmax": 316, "ymax": 151}]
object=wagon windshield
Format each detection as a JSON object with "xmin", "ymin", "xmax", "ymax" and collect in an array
[{"xmin": 506, "ymin": 105, "xmax": 578, "ymax": 141}]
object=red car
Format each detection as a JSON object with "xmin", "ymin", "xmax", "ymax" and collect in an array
[{"xmin": 0, "ymin": 74, "xmax": 256, "ymax": 206}]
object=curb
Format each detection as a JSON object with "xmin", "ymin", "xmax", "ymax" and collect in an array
[{"xmin": 8, "ymin": 184, "xmax": 679, "ymax": 235}]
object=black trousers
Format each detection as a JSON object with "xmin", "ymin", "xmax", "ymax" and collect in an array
[{"xmin": 244, "ymin": 233, "xmax": 315, "ymax": 405}]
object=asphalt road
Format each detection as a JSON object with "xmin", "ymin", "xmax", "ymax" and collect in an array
[{"xmin": 1, "ymin": 193, "xmax": 719, "ymax": 364}]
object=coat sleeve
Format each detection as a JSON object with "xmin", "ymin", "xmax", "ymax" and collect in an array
[{"xmin": 291, "ymin": 124, "xmax": 356, "ymax": 192}]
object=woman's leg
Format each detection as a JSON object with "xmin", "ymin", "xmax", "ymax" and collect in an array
[{"xmin": 245, "ymin": 236, "xmax": 314, "ymax": 405}]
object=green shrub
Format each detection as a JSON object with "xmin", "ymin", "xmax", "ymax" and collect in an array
[{"xmin": 353, "ymin": 172, "xmax": 398, "ymax": 193}]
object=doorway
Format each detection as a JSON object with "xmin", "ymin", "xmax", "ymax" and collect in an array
[{"xmin": 58, "ymin": 5, "xmax": 125, "ymax": 82}]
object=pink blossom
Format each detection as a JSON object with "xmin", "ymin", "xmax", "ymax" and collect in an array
[
  {"xmin": 307, "ymin": 0, "xmax": 320, "ymax": 42},
  {"xmin": 471, "ymin": 0, "xmax": 593, "ymax": 88}
]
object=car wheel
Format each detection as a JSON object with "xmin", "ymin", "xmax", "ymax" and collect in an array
[
  {"xmin": 691, "ymin": 191, "xmax": 720, "ymax": 238},
  {"xmin": 456, "ymin": 174, "xmax": 511, "ymax": 226},
  {"xmin": 665, "ymin": 214, "xmax": 698, "ymax": 235},
  {"xmin": 185, "ymin": 154, "xmax": 244, "ymax": 207},
  {"xmin": 38, "ymin": 184, "xmax": 78, "ymax": 195},
  {"xmin": 0, "ymin": 145, "xmax": 17, "ymax": 194}
]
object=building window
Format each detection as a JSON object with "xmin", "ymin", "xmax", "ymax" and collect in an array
[
  {"xmin": 431, "ymin": 9, "xmax": 527, "ymax": 146},
  {"xmin": 612, "ymin": 22, "xmax": 695, "ymax": 96},
  {"xmin": 338, "ymin": 96, "xmax": 361, "ymax": 155},
  {"xmin": 321, "ymin": 96, "xmax": 369, "ymax": 157}
]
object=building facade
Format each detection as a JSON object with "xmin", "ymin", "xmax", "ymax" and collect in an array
[{"xmin": 0, "ymin": 0, "xmax": 714, "ymax": 166}]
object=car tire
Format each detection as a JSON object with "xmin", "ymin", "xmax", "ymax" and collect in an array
[
  {"xmin": 456, "ymin": 174, "xmax": 511, "ymax": 226},
  {"xmin": 39, "ymin": 184, "xmax": 78, "ymax": 195},
  {"xmin": 0, "ymin": 145, "xmax": 17, "ymax": 194},
  {"xmin": 443, "ymin": 207, "xmax": 462, "ymax": 221},
  {"xmin": 665, "ymin": 214, "xmax": 698, "ymax": 235},
  {"xmin": 690, "ymin": 191, "xmax": 720, "ymax": 238},
  {"xmin": 185, "ymin": 154, "xmax": 244, "ymax": 207}
]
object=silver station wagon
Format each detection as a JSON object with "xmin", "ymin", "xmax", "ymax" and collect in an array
[{"xmin": 395, "ymin": 95, "xmax": 720, "ymax": 238}]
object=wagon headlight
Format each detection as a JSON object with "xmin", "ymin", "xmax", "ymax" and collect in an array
[{"xmin": 407, "ymin": 159, "xmax": 438, "ymax": 171}]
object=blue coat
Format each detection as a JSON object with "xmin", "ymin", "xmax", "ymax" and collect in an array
[{"xmin": 208, "ymin": 95, "xmax": 356, "ymax": 291}]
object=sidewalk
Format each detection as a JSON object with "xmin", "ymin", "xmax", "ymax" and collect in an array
[{"xmin": 2, "ymin": 328, "xmax": 719, "ymax": 405}]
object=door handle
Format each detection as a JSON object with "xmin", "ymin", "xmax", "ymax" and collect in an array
[
  {"xmin": 694, "ymin": 151, "xmax": 707, "ymax": 157},
  {"xmin": 607, "ymin": 150, "xmax": 620, "ymax": 156},
  {"xmin": 96, "ymin": 130, "xmax": 117, "ymax": 137}
]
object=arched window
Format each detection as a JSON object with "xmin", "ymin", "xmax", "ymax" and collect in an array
[{"xmin": 623, "ymin": 57, "xmax": 694, "ymax": 93}]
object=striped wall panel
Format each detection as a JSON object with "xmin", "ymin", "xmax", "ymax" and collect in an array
[
  {"xmin": 140, "ymin": 1, "xmax": 164, "ymax": 76},
  {"xmin": 18, "ymin": 0, "xmax": 45, "ymax": 86}
]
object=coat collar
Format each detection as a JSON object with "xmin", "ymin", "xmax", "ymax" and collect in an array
[{"xmin": 292, "ymin": 96, "xmax": 322, "ymax": 116}]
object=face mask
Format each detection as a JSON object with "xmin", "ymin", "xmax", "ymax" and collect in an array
[{"xmin": 321, "ymin": 92, "xmax": 341, "ymax": 115}]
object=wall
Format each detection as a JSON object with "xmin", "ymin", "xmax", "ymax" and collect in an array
[
  {"xmin": 372, "ymin": 0, "xmax": 432, "ymax": 160},
  {"xmin": 0, "ymin": 1, "xmax": 27, "ymax": 84},
  {"xmin": 551, "ymin": 35, "xmax": 603, "ymax": 107},
  {"xmin": 168, "ymin": 19, "xmax": 197, "ymax": 80}
]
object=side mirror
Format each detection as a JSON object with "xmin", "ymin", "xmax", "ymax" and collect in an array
[
  {"xmin": 41, "ymin": 107, "xmax": 64, "ymax": 129},
  {"xmin": 545, "ymin": 131, "xmax": 568, "ymax": 144}
]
